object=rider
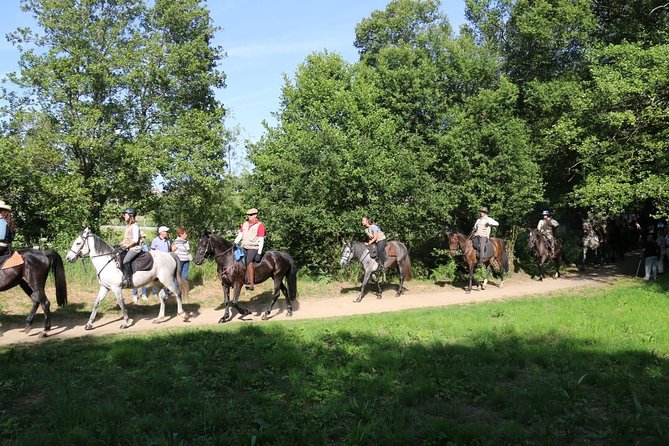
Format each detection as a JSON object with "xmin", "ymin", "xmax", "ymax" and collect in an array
[
  {"xmin": 362, "ymin": 216, "xmax": 387, "ymax": 270},
  {"xmin": 471, "ymin": 206, "xmax": 499, "ymax": 265},
  {"xmin": 0, "ymin": 201, "xmax": 15, "ymax": 256},
  {"xmin": 119, "ymin": 207, "xmax": 141, "ymax": 288},
  {"xmin": 234, "ymin": 208, "xmax": 266, "ymax": 290},
  {"xmin": 537, "ymin": 210, "xmax": 560, "ymax": 256}
]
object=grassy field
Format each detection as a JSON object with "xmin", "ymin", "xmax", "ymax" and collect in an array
[{"xmin": 1, "ymin": 277, "xmax": 668, "ymax": 445}]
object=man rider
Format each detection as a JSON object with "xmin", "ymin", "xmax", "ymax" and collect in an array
[
  {"xmin": 119, "ymin": 208, "xmax": 141, "ymax": 288},
  {"xmin": 234, "ymin": 208, "xmax": 266, "ymax": 291},
  {"xmin": 472, "ymin": 207, "xmax": 499, "ymax": 265},
  {"xmin": 537, "ymin": 210, "xmax": 560, "ymax": 256}
]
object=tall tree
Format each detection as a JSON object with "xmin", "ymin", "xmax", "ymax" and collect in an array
[{"xmin": 0, "ymin": 0, "xmax": 231, "ymax": 240}]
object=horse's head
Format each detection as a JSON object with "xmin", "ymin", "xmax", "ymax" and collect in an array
[
  {"xmin": 340, "ymin": 242, "xmax": 353, "ymax": 268},
  {"xmin": 194, "ymin": 231, "xmax": 212, "ymax": 265},
  {"xmin": 583, "ymin": 219, "xmax": 592, "ymax": 233},
  {"xmin": 446, "ymin": 233, "xmax": 461, "ymax": 256},
  {"xmin": 66, "ymin": 227, "xmax": 92, "ymax": 262}
]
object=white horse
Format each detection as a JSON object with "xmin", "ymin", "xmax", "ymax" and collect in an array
[
  {"xmin": 582, "ymin": 220, "xmax": 602, "ymax": 264},
  {"xmin": 66, "ymin": 227, "xmax": 189, "ymax": 330}
]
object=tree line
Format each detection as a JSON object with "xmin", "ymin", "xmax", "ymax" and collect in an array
[{"xmin": 1, "ymin": 0, "xmax": 667, "ymax": 274}]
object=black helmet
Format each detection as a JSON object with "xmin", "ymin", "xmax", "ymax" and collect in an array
[{"xmin": 123, "ymin": 207, "xmax": 137, "ymax": 217}]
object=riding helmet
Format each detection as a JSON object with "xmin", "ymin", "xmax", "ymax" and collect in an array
[
  {"xmin": 542, "ymin": 210, "xmax": 551, "ymax": 216},
  {"xmin": 123, "ymin": 207, "xmax": 137, "ymax": 217}
]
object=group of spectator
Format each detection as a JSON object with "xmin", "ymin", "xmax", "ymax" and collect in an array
[{"xmin": 132, "ymin": 225, "xmax": 192, "ymax": 303}]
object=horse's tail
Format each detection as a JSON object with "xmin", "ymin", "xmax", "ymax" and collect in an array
[
  {"xmin": 172, "ymin": 253, "xmax": 189, "ymax": 301},
  {"xmin": 500, "ymin": 241, "xmax": 510, "ymax": 273},
  {"xmin": 287, "ymin": 254, "xmax": 298, "ymax": 300},
  {"xmin": 47, "ymin": 250, "xmax": 68, "ymax": 307},
  {"xmin": 396, "ymin": 242, "xmax": 413, "ymax": 281}
]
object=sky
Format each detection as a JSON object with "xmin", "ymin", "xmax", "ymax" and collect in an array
[{"xmin": 0, "ymin": 1, "xmax": 467, "ymax": 165}]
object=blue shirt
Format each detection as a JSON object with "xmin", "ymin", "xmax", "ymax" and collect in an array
[
  {"xmin": 0, "ymin": 219, "xmax": 7, "ymax": 241},
  {"xmin": 151, "ymin": 236, "xmax": 171, "ymax": 252}
]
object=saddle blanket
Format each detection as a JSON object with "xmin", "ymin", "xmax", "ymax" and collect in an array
[
  {"xmin": 132, "ymin": 252, "xmax": 154, "ymax": 273},
  {"xmin": 1, "ymin": 251, "xmax": 24, "ymax": 270}
]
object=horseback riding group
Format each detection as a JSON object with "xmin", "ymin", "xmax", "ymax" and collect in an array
[{"xmin": 0, "ymin": 196, "xmax": 577, "ymax": 338}]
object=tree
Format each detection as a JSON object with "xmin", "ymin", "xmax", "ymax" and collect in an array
[{"xmin": 0, "ymin": 0, "xmax": 231, "ymax": 241}]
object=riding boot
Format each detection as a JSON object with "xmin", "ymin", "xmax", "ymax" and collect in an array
[
  {"xmin": 246, "ymin": 263, "xmax": 255, "ymax": 290},
  {"xmin": 122, "ymin": 262, "xmax": 134, "ymax": 289}
]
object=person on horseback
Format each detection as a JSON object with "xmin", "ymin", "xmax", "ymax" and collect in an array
[
  {"xmin": 0, "ymin": 201, "xmax": 15, "ymax": 256},
  {"xmin": 537, "ymin": 210, "xmax": 560, "ymax": 257},
  {"xmin": 119, "ymin": 207, "xmax": 141, "ymax": 288},
  {"xmin": 362, "ymin": 216, "xmax": 387, "ymax": 271},
  {"xmin": 471, "ymin": 207, "xmax": 499, "ymax": 266},
  {"xmin": 234, "ymin": 208, "xmax": 266, "ymax": 290}
]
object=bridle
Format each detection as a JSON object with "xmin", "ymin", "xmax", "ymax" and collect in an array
[
  {"xmin": 199, "ymin": 236, "xmax": 234, "ymax": 261},
  {"xmin": 340, "ymin": 244, "xmax": 353, "ymax": 266}
]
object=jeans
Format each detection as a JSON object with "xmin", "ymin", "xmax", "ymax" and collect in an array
[
  {"xmin": 644, "ymin": 256, "xmax": 657, "ymax": 280},
  {"xmin": 180, "ymin": 261, "xmax": 190, "ymax": 280}
]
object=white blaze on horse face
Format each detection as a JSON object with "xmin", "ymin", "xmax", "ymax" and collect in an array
[{"xmin": 340, "ymin": 246, "xmax": 351, "ymax": 267}]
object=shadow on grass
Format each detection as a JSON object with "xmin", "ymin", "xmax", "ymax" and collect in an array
[{"xmin": 1, "ymin": 316, "xmax": 667, "ymax": 445}]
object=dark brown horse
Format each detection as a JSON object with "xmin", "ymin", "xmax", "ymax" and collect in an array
[
  {"xmin": 447, "ymin": 233, "xmax": 509, "ymax": 293},
  {"xmin": 529, "ymin": 229, "xmax": 563, "ymax": 280},
  {"xmin": 0, "ymin": 249, "xmax": 67, "ymax": 337},
  {"xmin": 194, "ymin": 232, "xmax": 297, "ymax": 322}
]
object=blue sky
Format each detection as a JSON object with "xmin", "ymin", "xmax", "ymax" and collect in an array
[{"xmin": 0, "ymin": 1, "xmax": 466, "ymax": 151}]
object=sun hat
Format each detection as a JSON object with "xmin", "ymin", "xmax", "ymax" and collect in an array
[
  {"xmin": 0, "ymin": 201, "xmax": 11, "ymax": 211},
  {"xmin": 158, "ymin": 226, "xmax": 169, "ymax": 233},
  {"xmin": 246, "ymin": 208, "xmax": 259, "ymax": 215},
  {"xmin": 479, "ymin": 206, "xmax": 489, "ymax": 214}
]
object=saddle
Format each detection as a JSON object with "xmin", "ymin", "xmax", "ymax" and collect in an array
[
  {"xmin": 0, "ymin": 251, "xmax": 24, "ymax": 270},
  {"xmin": 116, "ymin": 250, "xmax": 154, "ymax": 273},
  {"xmin": 473, "ymin": 238, "xmax": 494, "ymax": 261}
]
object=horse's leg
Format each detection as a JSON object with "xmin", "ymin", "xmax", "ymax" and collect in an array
[
  {"xmin": 467, "ymin": 262, "xmax": 474, "ymax": 294},
  {"xmin": 231, "ymin": 282, "xmax": 251, "ymax": 318},
  {"xmin": 280, "ymin": 281, "xmax": 293, "ymax": 316},
  {"xmin": 219, "ymin": 284, "xmax": 231, "ymax": 323},
  {"xmin": 396, "ymin": 261, "xmax": 404, "ymax": 297},
  {"xmin": 34, "ymin": 287, "xmax": 52, "ymax": 337},
  {"xmin": 481, "ymin": 265, "xmax": 490, "ymax": 290},
  {"xmin": 85, "ymin": 286, "xmax": 111, "ymax": 330},
  {"xmin": 372, "ymin": 272, "xmax": 382, "ymax": 299},
  {"xmin": 262, "ymin": 276, "xmax": 283, "ymax": 320},
  {"xmin": 18, "ymin": 282, "xmax": 38, "ymax": 333},
  {"xmin": 111, "ymin": 286, "xmax": 130, "ymax": 329},
  {"xmin": 355, "ymin": 270, "xmax": 372, "ymax": 303}
]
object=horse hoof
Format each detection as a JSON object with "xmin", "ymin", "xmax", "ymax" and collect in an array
[
  {"xmin": 39, "ymin": 331, "xmax": 48, "ymax": 338},
  {"xmin": 287, "ymin": 311, "xmax": 293, "ymax": 317},
  {"xmin": 181, "ymin": 312, "xmax": 191, "ymax": 321},
  {"xmin": 261, "ymin": 312, "xmax": 268, "ymax": 320},
  {"xmin": 218, "ymin": 316, "xmax": 228, "ymax": 323},
  {"xmin": 376, "ymin": 294, "xmax": 382, "ymax": 299},
  {"xmin": 85, "ymin": 324, "xmax": 93, "ymax": 331},
  {"xmin": 354, "ymin": 298, "xmax": 362, "ymax": 303}
]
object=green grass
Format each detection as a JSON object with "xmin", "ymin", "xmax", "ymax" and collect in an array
[{"xmin": 1, "ymin": 279, "xmax": 668, "ymax": 445}]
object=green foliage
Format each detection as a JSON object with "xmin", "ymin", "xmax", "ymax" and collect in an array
[{"xmin": 0, "ymin": 0, "xmax": 231, "ymax": 242}]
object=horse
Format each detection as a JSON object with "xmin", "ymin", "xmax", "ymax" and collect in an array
[
  {"xmin": 66, "ymin": 227, "xmax": 189, "ymax": 330},
  {"xmin": 339, "ymin": 240, "xmax": 413, "ymax": 302},
  {"xmin": 447, "ymin": 233, "xmax": 508, "ymax": 293},
  {"xmin": 528, "ymin": 229, "xmax": 563, "ymax": 280},
  {"xmin": 582, "ymin": 219, "xmax": 603, "ymax": 264},
  {"xmin": 0, "ymin": 249, "xmax": 67, "ymax": 337},
  {"xmin": 194, "ymin": 232, "xmax": 297, "ymax": 322}
]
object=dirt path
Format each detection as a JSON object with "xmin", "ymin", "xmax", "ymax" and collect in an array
[{"xmin": 0, "ymin": 258, "xmax": 636, "ymax": 347}]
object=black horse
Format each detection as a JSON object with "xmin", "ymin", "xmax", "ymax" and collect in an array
[
  {"xmin": 529, "ymin": 229, "xmax": 563, "ymax": 280},
  {"xmin": 194, "ymin": 232, "xmax": 297, "ymax": 322},
  {"xmin": 0, "ymin": 249, "xmax": 67, "ymax": 337}
]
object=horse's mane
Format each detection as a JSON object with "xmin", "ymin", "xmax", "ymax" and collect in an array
[
  {"xmin": 208, "ymin": 233, "xmax": 234, "ymax": 249},
  {"xmin": 90, "ymin": 233, "xmax": 115, "ymax": 255}
]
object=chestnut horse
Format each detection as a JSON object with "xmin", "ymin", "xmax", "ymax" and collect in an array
[{"xmin": 447, "ymin": 232, "xmax": 509, "ymax": 293}]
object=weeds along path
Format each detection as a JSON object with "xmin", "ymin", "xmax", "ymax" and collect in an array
[{"xmin": 0, "ymin": 253, "xmax": 640, "ymax": 347}]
